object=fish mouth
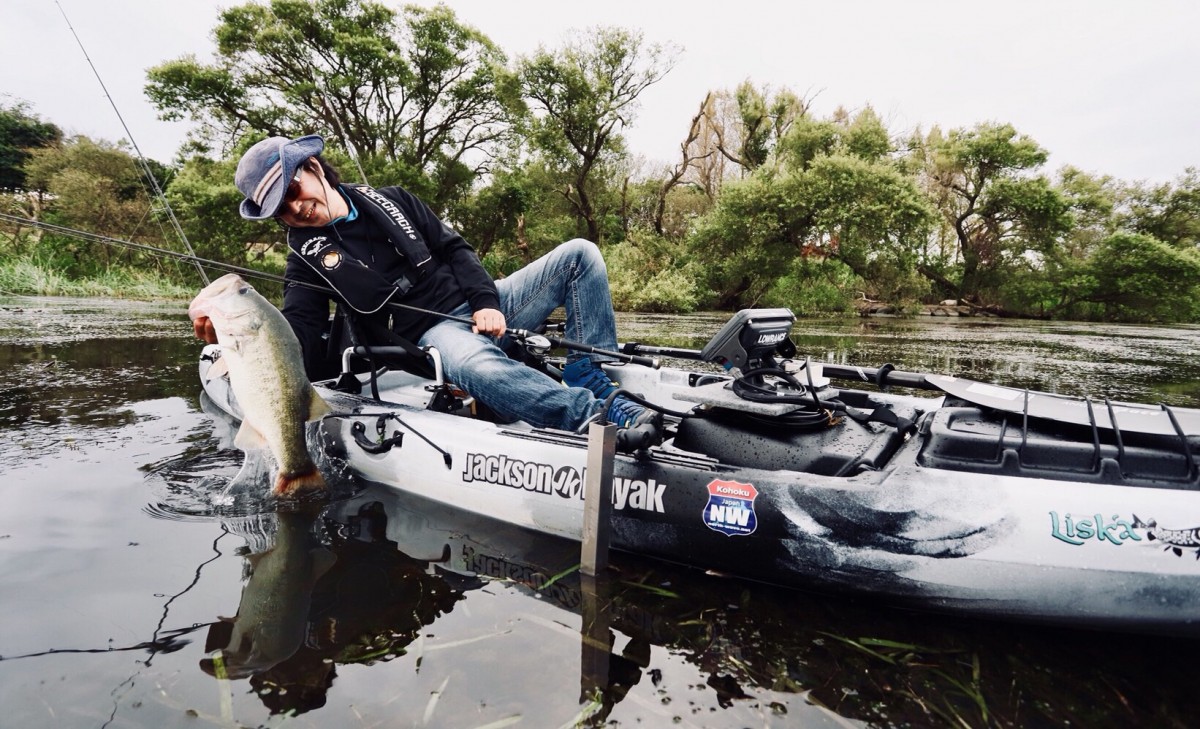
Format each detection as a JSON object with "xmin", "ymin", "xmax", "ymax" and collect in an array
[
  {"xmin": 188, "ymin": 301, "xmax": 255, "ymax": 323},
  {"xmin": 187, "ymin": 301, "xmax": 208, "ymax": 321}
]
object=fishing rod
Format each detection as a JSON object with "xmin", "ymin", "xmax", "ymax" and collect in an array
[
  {"xmin": 53, "ymin": 0, "xmax": 209, "ymax": 285},
  {"xmin": 0, "ymin": 213, "xmax": 659, "ymax": 367}
]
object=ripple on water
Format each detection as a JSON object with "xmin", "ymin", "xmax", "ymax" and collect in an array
[{"xmin": 143, "ymin": 444, "xmax": 363, "ymax": 522}]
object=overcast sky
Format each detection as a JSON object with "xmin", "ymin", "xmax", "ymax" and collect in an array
[{"xmin": 4, "ymin": 0, "xmax": 1198, "ymax": 184}]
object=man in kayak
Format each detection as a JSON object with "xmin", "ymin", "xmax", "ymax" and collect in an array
[{"xmin": 193, "ymin": 134, "xmax": 661, "ymax": 447}]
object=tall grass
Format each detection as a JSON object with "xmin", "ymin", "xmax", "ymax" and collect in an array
[{"xmin": 0, "ymin": 254, "xmax": 193, "ymax": 300}]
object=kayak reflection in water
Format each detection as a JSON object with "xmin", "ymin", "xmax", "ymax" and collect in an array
[{"xmin": 199, "ymin": 502, "xmax": 475, "ymax": 715}]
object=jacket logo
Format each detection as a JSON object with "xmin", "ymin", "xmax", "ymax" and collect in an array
[
  {"xmin": 300, "ymin": 236, "xmax": 328, "ymax": 256},
  {"xmin": 357, "ymin": 186, "xmax": 418, "ymax": 241},
  {"xmin": 320, "ymin": 250, "xmax": 342, "ymax": 270}
]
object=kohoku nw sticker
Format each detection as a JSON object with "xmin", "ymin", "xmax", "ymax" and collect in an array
[{"xmin": 704, "ymin": 479, "xmax": 758, "ymax": 536}]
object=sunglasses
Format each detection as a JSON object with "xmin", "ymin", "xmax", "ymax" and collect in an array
[{"xmin": 284, "ymin": 168, "xmax": 304, "ymax": 202}]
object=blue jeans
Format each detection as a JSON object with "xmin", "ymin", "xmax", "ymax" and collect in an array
[{"xmin": 417, "ymin": 239, "xmax": 618, "ymax": 430}]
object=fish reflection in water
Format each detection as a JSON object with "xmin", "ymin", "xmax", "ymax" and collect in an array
[
  {"xmin": 199, "ymin": 491, "xmax": 662, "ymax": 722},
  {"xmin": 200, "ymin": 502, "xmax": 474, "ymax": 715}
]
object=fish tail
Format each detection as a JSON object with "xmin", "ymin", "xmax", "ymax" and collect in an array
[
  {"xmin": 274, "ymin": 467, "xmax": 327, "ymax": 497},
  {"xmin": 1131, "ymin": 514, "xmax": 1157, "ymax": 532}
]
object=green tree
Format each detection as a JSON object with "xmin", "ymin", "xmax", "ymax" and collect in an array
[
  {"xmin": 146, "ymin": 0, "xmax": 516, "ymax": 211},
  {"xmin": 803, "ymin": 154, "xmax": 935, "ymax": 304},
  {"xmin": 688, "ymin": 172, "xmax": 798, "ymax": 308},
  {"xmin": 1019, "ymin": 169, "xmax": 1200, "ymax": 322},
  {"xmin": 777, "ymin": 116, "xmax": 840, "ymax": 171},
  {"xmin": 606, "ymin": 230, "xmax": 701, "ymax": 312},
  {"xmin": 163, "ymin": 149, "xmax": 280, "ymax": 274},
  {"xmin": 776, "ymin": 107, "xmax": 892, "ymax": 171},
  {"xmin": 1000, "ymin": 167, "xmax": 1118, "ymax": 317},
  {"xmin": 919, "ymin": 123, "xmax": 1072, "ymax": 303},
  {"xmin": 839, "ymin": 107, "xmax": 892, "ymax": 162},
  {"xmin": 1077, "ymin": 232, "xmax": 1200, "ymax": 322},
  {"xmin": 517, "ymin": 26, "xmax": 678, "ymax": 244},
  {"xmin": 1119, "ymin": 168, "xmax": 1200, "ymax": 249},
  {"xmin": 706, "ymin": 82, "xmax": 809, "ymax": 174},
  {"xmin": 688, "ymin": 160, "xmax": 933, "ymax": 309},
  {"xmin": 452, "ymin": 167, "xmax": 531, "ymax": 262},
  {"xmin": 0, "ymin": 100, "xmax": 62, "ymax": 191},
  {"xmin": 22, "ymin": 137, "xmax": 175, "ymax": 275},
  {"xmin": 688, "ymin": 108, "xmax": 933, "ymax": 309}
]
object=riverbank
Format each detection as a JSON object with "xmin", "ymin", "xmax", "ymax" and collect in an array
[
  {"xmin": 854, "ymin": 299, "xmax": 1049, "ymax": 319},
  {"xmin": 0, "ymin": 254, "xmax": 193, "ymax": 300}
]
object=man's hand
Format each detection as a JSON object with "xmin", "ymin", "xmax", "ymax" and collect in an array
[
  {"xmin": 193, "ymin": 315, "xmax": 218, "ymax": 344},
  {"xmin": 472, "ymin": 308, "xmax": 506, "ymax": 337}
]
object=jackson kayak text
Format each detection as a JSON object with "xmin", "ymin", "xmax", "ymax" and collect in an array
[{"xmin": 462, "ymin": 453, "xmax": 665, "ymax": 512}]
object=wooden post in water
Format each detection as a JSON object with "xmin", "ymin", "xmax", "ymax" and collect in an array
[
  {"xmin": 581, "ymin": 422, "xmax": 616, "ymax": 575},
  {"xmin": 578, "ymin": 573, "xmax": 612, "ymax": 703}
]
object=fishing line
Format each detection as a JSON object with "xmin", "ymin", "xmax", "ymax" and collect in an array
[
  {"xmin": 4, "ymin": 213, "xmax": 656, "ymax": 371},
  {"xmin": 1, "ymin": 212, "xmax": 283, "ymax": 285},
  {"xmin": 6, "ymin": 214, "xmax": 669, "ymax": 377},
  {"xmin": 0, "ymin": 212, "xmax": 477, "ymax": 328},
  {"xmin": 317, "ymin": 76, "xmax": 370, "ymax": 185},
  {"xmin": 52, "ymin": 0, "xmax": 210, "ymax": 284}
]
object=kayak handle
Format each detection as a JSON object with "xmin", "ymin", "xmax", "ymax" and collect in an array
[
  {"xmin": 351, "ymin": 417, "xmax": 405, "ymax": 454},
  {"xmin": 819, "ymin": 363, "xmax": 936, "ymax": 391}
]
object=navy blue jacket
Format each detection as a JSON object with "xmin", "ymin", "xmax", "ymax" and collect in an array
[{"xmin": 282, "ymin": 185, "xmax": 499, "ymax": 377}]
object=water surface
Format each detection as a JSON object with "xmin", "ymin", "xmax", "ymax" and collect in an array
[{"xmin": 1, "ymin": 297, "xmax": 1197, "ymax": 728}]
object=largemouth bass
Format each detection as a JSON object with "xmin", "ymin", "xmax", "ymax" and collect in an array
[
  {"xmin": 188, "ymin": 273, "xmax": 331, "ymax": 496},
  {"xmin": 200, "ymin": 510, "xmax": 336, "ymax": 679}
]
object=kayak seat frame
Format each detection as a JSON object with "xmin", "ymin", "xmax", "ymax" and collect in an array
[
  {"xmin": 339, "ymin": 344, "xmax": 445, "ymax": 384},
  {"xmin": 326, "ymin": 344, "xmax": 477, "ymax": 417},
  {"xmin": 313, "ymin": 305, "xmax": 470, "ymax": 414}
]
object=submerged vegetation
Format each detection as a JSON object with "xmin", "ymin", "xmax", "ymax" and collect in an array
[{"xmin": 2, "ymin": 0, "xmax": 1198, "ymax": 321}]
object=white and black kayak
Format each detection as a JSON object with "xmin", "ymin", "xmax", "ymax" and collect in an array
[{"xmin": 198, "ymin": 308, "xmax": 1200, "ymax": 637}]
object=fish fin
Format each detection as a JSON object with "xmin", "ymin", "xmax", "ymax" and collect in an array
[
  {"xmin": 310, "ymin": 549, "xmax": 337, "ymax": 581},
  {"xmin": 274, "ymin": 467, "xmax": 327, "ymax": 497},
  {"xmin": 204, "ymin": 355, "xmax": 230, "ymax": 383},
  {"xmin": 228, "ymin": 451, "xmax": 273, "ymax": 494},
  {"xmin": 245, "ymin": 551, "xmax": 268, "ymax": 570},
  {"xmin": 203, "ymin": 619, "xmax": 236, "ymax": 653},
  {"xmin": 233, "ymin": 421, "xmax": 269, "ymax": 451},
  {"xmin": 307, "ymin": 389, "xmax": 333, "ymax": 421}
]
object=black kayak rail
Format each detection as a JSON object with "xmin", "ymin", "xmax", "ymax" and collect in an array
[
  {"xmin": 814, "ymin": 363, "xmax": 936, "ymax": 391},
  {"xmin": 1088, "ymin": 396, "xmax": 1196, "ymax": 483},
  {"xmin": 1161, "ymin": 402, "xmax": 1199, "ymax": 481},
  {"xmin": 980, "ymin": 387, "xmax": 1198, "ymax": 486}
]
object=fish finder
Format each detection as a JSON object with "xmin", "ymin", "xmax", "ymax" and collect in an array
[{"xmin": 700, "ymin": 308, "xmax": 796, "ymax": 373}]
